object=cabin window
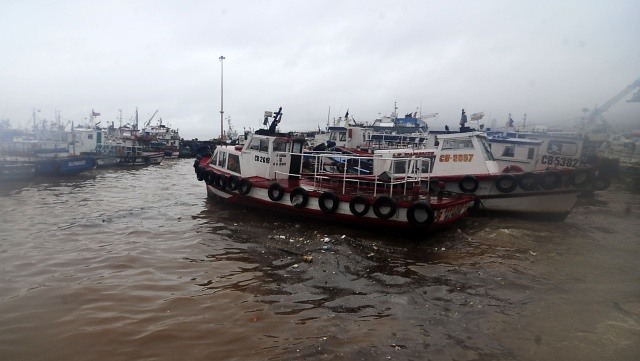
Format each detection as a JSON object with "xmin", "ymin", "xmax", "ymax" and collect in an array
[
  {"xmin": 339, "ymin": 132, "xmax": 347, "ymax": 141},
  {"xmin": 210, "ymin": 151, "xmax": 218, "ymax": 165},
  {"xmin": 218, "ymin": 151, "xmax": 227, "ymax": 168},
  {"xmin": 87, "ymin": 134, "xmax": 93, "ymax": 140},
  {"xmin": 227, "ymin": 153, "xmax": 240, "ymax": 173},
  {"xmin": 248, "ymin": 138, "xmax": 261, "ymax": 151},
  {"xmin": 259, "ymin": 139, "xmax": 269, "ymax": 152},
  {"xmin": 273, "ymin": 140, "xmax": 288, "ymax": 152},
  {"xmin": 418, "ymin": 155, "xmax": 436, "ymax": 173},
  {"xmin": 501, "ymin": 146, "xmax": 515, "ymax": 157},
  {"xmin": 441, "ymin": 138, "xmax": 473, "ymax": 150},
  {"xmin": 547, "ymin": 140, "xmax": 578, "ymax": 156},
  {"xmin": 478, "ymin": 137, "xmax": 495, "ymax": 161},
  {"xmin": 393, "ymin": 159, "xmax": 407, "ymax": 174},
  {"xmin": 527, "ymin": 148, "xmax": 535, "ymax": 159}
]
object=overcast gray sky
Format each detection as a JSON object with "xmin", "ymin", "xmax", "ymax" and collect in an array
[{"xmin": 1, "ymin": 0, "xmax": 639, "ymax": 140}]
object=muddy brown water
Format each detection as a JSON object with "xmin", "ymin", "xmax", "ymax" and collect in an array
[{"xmin": 0, "ymin": 159, "xmax": 638, "ymax": 360}]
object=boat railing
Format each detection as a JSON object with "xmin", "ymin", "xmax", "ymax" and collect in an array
[{"xmin": 274, "ymin": 151, "xmax": 430, "ymax": 198}]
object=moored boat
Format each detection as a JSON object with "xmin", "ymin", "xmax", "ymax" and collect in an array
[{"xmin": 193, "ymin": 109, "xmax": 476, "ymax": 232}]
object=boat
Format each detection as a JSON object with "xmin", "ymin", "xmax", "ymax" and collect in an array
[
  {"xmin": 484, "ymin": 129, "xmax": 615, "ymax": 191},
  {"xmin": 415, "ymin": 131, "xmax": 597, "ymax": 221},
  {"xmin": 0, "ymin": 114, "xmax": 96, "ymax": 177},
  {"xmin": 137, "ymin": 116, "xmax": 182, "ymax": 157},
  {"xmin": 94, "ymin": 143, "xmax": 165, "ymax": 167},
  {"xmin": 193, "ymin": 108, "xmax": 476, "ymax": 231},
  {"xmin": 325, "ymin": 120, "xmax": 598, "ymax": 221},
  {"xmin": 313, "ymin": 113, "xmax": 430, "ymax": 155},
  {"xmin": 71, "ymin": 111, "xmax": 166, "ymax": 167},
  {"xmin": 370, "ymin": 103, "xmax": 435, "ymax": 134}
]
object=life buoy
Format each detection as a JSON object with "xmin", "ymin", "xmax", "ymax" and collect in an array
[
  {"xmin": 539, "ymin": 170, "xmax": 563, "ymax": 190},
  {"xmin": 349, "ymin": 196, "xmax": 370, "ymax": 217},
  {"xmin": 215, "ymin": 174, "xmax": 228, "ymax": 189},
  {"xmin": 289, "ymin": 187, "xmax": 309, "ymax": 208},
  {"xmin": 495, "ymin": 174, "xmax": 518, "ymax": 193},
  {"xmin": 518, "ymin": 172, "xmax": 537, "ymax": 191},
  {"xmin": 372, "ymin": 196, "xmax": 397, "ymax": 219},
  {"xmin": 227, "ymin": 175, "xmax": 240, "ymax": 191},
  {"xmin": 406, "ymin": 201, "xmax": 434, "ymax": 228},
  {"xmin": 458, "ymin": 175, "xmax": 479, "ymax": 193},
  {"xmin": 319, "ymin": 192, "xmax": 339, "ymax": 213},
  {"xmin": 238, "ymin": 178, "xmax": 252, "ymax": 195},
  {"xmin": 569, "ymin": 168, "xmax": 592, "ymax": 189},
  {"xmin": 268, "ymin": 183, "xmax": 285, "ymax": 201},
  {"xmin": 591, "ymin": 173, "xmax": 611, "ymax": 191},
  {"xmin": 502, "ymin": 165, "xmax": 523, "ymax": 173}
]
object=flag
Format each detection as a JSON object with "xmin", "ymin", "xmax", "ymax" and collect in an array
[{"xmin": 92, "ymin": 110, "xmax": 101, "ymax": 117}]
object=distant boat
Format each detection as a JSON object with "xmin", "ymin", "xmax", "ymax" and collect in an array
[{"xmin": 1, "ymin": 121, "xmax": 96, "ymax": 177}]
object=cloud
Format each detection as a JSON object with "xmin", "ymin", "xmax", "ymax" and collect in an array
[{"xmin": 1, "ymin": 0, "xmax": 638, "ymax": 139}]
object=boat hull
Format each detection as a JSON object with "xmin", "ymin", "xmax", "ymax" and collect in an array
[
  {"xmin": 34, "ymin": 155, "xmax": 96, "ymax": 176},
  {"xmin": 204, "ymin": 179, "xmax": 474, "ymax": 231},
  {"xmin": 430, "ymin": 171, "xmax": 583, "ymax": 220}
]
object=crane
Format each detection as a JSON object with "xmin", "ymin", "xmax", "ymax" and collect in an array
[
  {"xmin": 144, "ymin": 110, "xmax": 159, "ymax": 129},
  {"xmin": 585, "ymin": 78, "xmax": 640, "ymax": 131}
]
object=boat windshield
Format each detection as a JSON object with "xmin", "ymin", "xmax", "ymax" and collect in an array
[{"xmin": 478, "ymin": 137, "xmax": 495, "ymax": 161}]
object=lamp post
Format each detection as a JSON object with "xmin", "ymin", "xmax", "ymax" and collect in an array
[{"xmin": 219, "ymin": 55, "xmax": 225, "ymax": 141}]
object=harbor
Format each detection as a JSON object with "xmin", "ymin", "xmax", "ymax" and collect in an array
[
  {"xmin": 0, "ymin": 158, "xmax": 638, "ymax": 360},
  {"xmin": 1, "ymin": 1, "xmax": 639, "ymax": 360}
]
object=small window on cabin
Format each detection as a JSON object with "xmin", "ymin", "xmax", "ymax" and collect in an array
[
  {"xmin": 218, "ymin": 152, "xmax": 227, "ymax": 167},
  {"xmin": 393, "ymin": 160, "xmax": 407, "ymax": 174},
  {"xmin": 442, "ymin": 139, "xmax": 473, "ymax": 150},
  {"xmin": 273, "ymin": 140, "xmax": 288, "ymax": 152},
  {"xmin": 441, "ymin": 140, "xmax": 456, "ymax": 149},
  {"xmin": 527, "ymin": 148, "xmax": 535, "ymax": 159},
  {"xmin": 248, "ymin": 138, "xmax": 261, "ymax": 151},
  {"xmin": 88, "ymin": 134, "xmax": 93, "ymax": 139},
  {"xmin": 227, "ymin": 153, "xmax": 240, "ymax": 173},
  {"xmin": 547, "ymin": 140, "xmax": 577, "ymax": 156},
  {"xmin": 339, "ymin": 132, "xmax": 347, "ymax": 141},
  {"xmin": 259, "ymin": 139, "xmax": 269, "ymax": 152},
  {"xmin": 330, "ymin": 132, "xmax": 338, "ymax": 141},
  {"xmin": 457, "ymin": 139, "xmax": 473, "ymax": 149},
  {"xmin": 501, "ymin": 146, "xmax": 515, "ymax": 157}
]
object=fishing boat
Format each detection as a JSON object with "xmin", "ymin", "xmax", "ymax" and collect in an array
[
  {"xmin": 318, "ymin": 122, "xmax": 596, "ymax": 221},
  {"xmin": 1, "ymin": 118, "xmax": 96, "ymax": 177},
  {"xmin": 409, "ymin": 131, "xmax": 598, "ymax": 221},
  {"xmin": 193, "ymin": 108, "xmax": 476, "ymax": 231},
  {"xmin": 94, "ymin": 143, "xmax": 164, "ymax": 167}
]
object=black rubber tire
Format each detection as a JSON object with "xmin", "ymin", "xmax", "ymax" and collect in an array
[
  {"xmin": 406, "ymin": 201, "xmax": 435, "ymax": 228},
  {"xmin": 268, "ymin": 183, "xmax": 285, "ymax": 201},
  {"xmin": 458, "ymin": 175, "xmax": 479, "ymax": 193},
  {"xmin": 289, "ymin": 187, "xmax": 309, "ymax": 208},
  {"xmin": 349, "ymin": 196, "xmax": 370, "ymax": 217},
  {"xmin": 372, "ymin": 196, "xmax": 397, "ymax": 219},
  {"xmin": 318, "ymin": 192, "xmax": 340, "ymax": 213},
  {"xmin": 495, "ymin": 174, "xmax": 518, "ymax": 193},
  {"xmin": 238, "ymin": 178, "xmax": 252, "ymax": 195}
]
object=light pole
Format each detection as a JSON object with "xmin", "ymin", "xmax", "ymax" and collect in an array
[{"xmin": 219, "ymin": 55, "xmax": 225, "ymax": 141}]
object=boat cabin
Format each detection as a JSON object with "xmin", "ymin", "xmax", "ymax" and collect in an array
[{"xmin": 210, "ymin": 133, "xmax": 307, "ymax": 179}]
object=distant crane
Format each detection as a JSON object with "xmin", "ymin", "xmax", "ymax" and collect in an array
[
  {"xmin": 584, "ymin": 78, "xmax": 640, "ymax": 132},
  {"xmin": 144, "ymin": 110, "xmax": 159, "ymax": 129}
]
